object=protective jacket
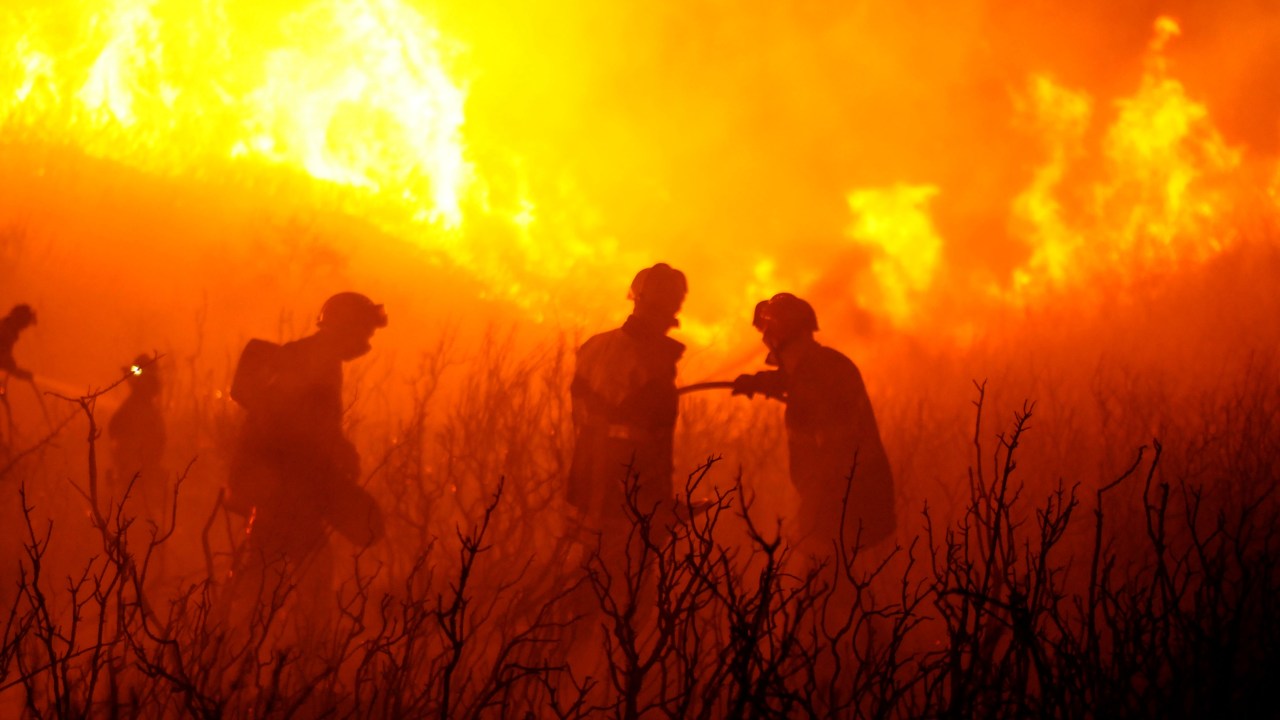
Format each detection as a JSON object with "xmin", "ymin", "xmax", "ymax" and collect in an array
[
  {"xmin": 230, "ymin": 334, "xmax": 382, "ymax": 554},
  {"xmin": 108, "ymin": 387, "xmax": 166, "ymax": 515},
  {"xmin": 568, "ymin": 315, "xmax": 683, "ymax": 522},
  {"xmin": 745, "ymin": 338, "xmax": 895, "ymax": 547}
]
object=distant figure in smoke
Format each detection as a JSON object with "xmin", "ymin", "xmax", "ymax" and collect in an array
[
  {"xmin": 228, "ymin": 292, "xmax": 387, "ymax": 599},
  {"xmin": 733, "ymin": 293, "xmax": 895, "ymax": 552},
  {"xmin": 0, "ymin": 304, "xmax": 36, "ymax": 383},
  {"xmin": 107, "ymin": 354, "xmax": 167, "ymax": 524},
  {"xmin": 0, "ymin": 304, "xmax": 38, "ymax": 443},
  {"xmin": 569, "ymin": 263, "xmax": 687, "ymax": 534}
]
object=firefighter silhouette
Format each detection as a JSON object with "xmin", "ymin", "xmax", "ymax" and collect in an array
[
  {"xmin": 0, "ymin": 304, "xmax": 37, "ymax": 443},
  {"xmin": 568, "ymin": 263, "xmax": 687, "ymax": 532},
  {"xmin": 227, "ymin": 292, "xmax": 387, "ymax": 596},
  {"xmin": 107, "ymin": 354, "xmax": 167, "ymax": 524},
  {"xmin": 733, "ymin": 293, "xmax": 895, "ymax": 551}
]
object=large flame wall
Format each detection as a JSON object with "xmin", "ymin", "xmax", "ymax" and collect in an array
[{"xmin": 1, "ymin": 0, "xmax": 1278, "ymax": 389}]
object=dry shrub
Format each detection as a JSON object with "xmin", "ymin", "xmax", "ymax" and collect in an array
[{"xmin": 1, "ymin": 320, "xmax": 1278, "ymax": 718}]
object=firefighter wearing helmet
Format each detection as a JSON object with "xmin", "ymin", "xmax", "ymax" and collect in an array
[
  {"xmin": 1, "ymin": 304, "xmax": 36, "ymax": 383},
  {"xmin": 568, "ymin": 263, "xmax": 687, "ymax": 534},
  {"xmin": 1, "ymin": 303, "xmax": 39, "ymax": 443},
  {"xmin": 107, "ymin": 353, "xmax": 168, "ymax": 527},
  {"xmin": 317, "ymin": 291, "xmax": 388, "ymax": 359},
  {"xmin": 227, "ymin": 292, "xmax": 387, "ymax": 608},
  {"xmin": 734, "ymin": 293, "xmax": 895, "ymax": 550}
]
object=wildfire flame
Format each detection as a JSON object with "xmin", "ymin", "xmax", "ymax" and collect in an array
[
  {"xmin": 1, "ymin": 5, "xmax": 1276, "ymax": 351},
  {"xmin": 4, "ymin": 0, "xmax": 472, "ymax": 225},
  {"xmin": 790, "ymin": 14, "xmax": 1268, "ymax": 336},
  {"xmin": 845, "ymin": 184, "xmax": 943, "ymax": 328},
  {"xmin": 1006, "ymin": 16, "xmax": 1245, "ymax": 300}
]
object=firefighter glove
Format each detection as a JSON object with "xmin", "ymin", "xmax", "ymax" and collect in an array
[{"xmin": 733, "ymin": 371, "xmax": 786, "ymax": 400}]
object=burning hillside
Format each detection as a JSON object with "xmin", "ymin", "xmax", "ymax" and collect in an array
[{"xmin": 1, "ymin": 1, "xmax": 1275, "ymax": 368}]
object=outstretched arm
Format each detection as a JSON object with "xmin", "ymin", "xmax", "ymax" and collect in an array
[
  {"xmin": 1, "ymin": 352, "xmax": 33, "ymax": 382},
  {"xmin": 732, "ymin": 370, "xmax": 787, "ymax": 400}
]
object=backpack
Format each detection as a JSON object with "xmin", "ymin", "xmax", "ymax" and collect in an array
[
  {"xmin": 226, "ymin": 339, "xmax": 284, "ymax": 516},
  {"xmin": 230, "ymin": 339, "xmax": 282, "ymax": 413}
]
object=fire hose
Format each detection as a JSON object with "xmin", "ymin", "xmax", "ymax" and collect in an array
[
  {"xmin": 670, "ymin": 381, "xmax": 743, "ymax": 518},
  {"xmin": 677, "ymin": 380, "xmax": 736, "ymax": 395}
]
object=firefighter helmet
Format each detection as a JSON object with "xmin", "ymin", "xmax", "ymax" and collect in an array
[
  {"xmin": 6, "ymin": 304, "xmax": 35, "ymax": 326},
  {"xmin": 318, "ymin": 292, "xmax": 387, "ymax": 331},
  {"xmin": 629, "ymin": 263, "xmax": 687, "ymax": 305},
  {"xmin": 753, "ymin": 293, "xmax": 818, "ymax": 336}
]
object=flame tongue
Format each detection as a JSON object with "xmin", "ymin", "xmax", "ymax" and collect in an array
[
  {"xmin": 5, "ymin": 0, "xmax": 471, "ymax": 226},
  {"xmin": 845, "ymin": 184, "xmax": 943, "ymax": 329},
  {"xmin": 1009, "ymin": 16, "xmax": 1246, "ymax": 302},
  {"xmin": 239, "ymin": 0, "xmax": 470, "ymax": 226},
  {"xmin": 840, "ymin": 16, "xmax": 1261, "ymax": 332}
]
